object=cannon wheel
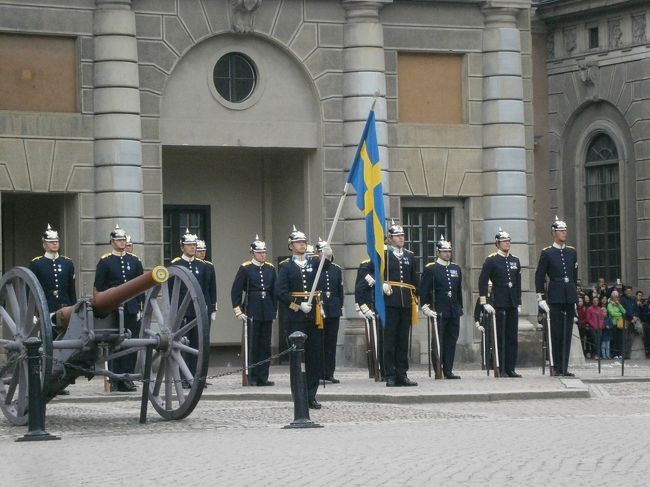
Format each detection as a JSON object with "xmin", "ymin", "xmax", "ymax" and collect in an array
[
  {"xmin": 0, "ymin": 267, "xmax": 52, "ymax": 426},
  {"xmin": 140, "ymin": 266, "xmax": 209, "ymax": 420}
]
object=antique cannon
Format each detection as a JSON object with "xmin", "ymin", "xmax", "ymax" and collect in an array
[{"xmin": 0, "ymin": 264, "xmax": 210, "ymax": 425}]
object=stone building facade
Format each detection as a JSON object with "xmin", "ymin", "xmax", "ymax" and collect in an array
[{"xmin": 6, "ymin": 0, "xmax": 640, "ymax": 366}]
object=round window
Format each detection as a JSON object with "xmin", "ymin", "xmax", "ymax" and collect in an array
[{"xmin": 212, "ymin": 52, "xmax": 257, "ymax": 103}]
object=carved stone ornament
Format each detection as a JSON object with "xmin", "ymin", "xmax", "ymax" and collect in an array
[
  {"xmin": 230, "ymin": 0, "xmax": 262, "ymax": 33},
  {"xmin": 632, "ymin": 14, "xmax": 647, "ymax": 44},
  {"xmin": 608, "ymin": 19, "xmax": 623, "ymax": 48},
  {"xmin": 578, "ymin": 61, "xmax": 600, "ymax": 101},
  {"xmin": 563, "ymin": 27, "xmax": 577, "ymax": 55},
  {"xmin": 546, "ymin": 31, "xmax": 555, "ymax": 59}
]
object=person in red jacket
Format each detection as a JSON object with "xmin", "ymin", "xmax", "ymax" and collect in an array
[{"xmin": 585, "ymin": 295, "xmax": 605, "ymax": 360}]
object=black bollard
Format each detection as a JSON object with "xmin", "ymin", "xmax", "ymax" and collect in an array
[
  {"xmin": 16, "ymin": 337, "xmax": 60, "ymax": 442},
  {"xmin": 283, "ymin": 331, "xmax": 323, "ymax": 429}
]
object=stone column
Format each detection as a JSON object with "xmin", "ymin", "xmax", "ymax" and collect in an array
[
  {"xmin": 340, "ymin": 0, "xmax": 392, "ymax": 366},
  {"xmin": 93, "ymin": 0, "xmax": 144, "ymax": 252},
  {"xmin": 481, "ymin": 4, "xmax": 535, "ymax": 320}
]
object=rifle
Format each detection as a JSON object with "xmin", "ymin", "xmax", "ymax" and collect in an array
[
  {"xmin": 370, "ymin": 314, "xmax": 381, "ymax": 381},
  {"xmin": 480, "ymin": 312, "xmax": 488, "ymax": 376},
  {"xmin": 241, "ymin": 279, "xmax": 250, "ymax": 386},
  {"xmin": 363, "ymin": 313, "xmax": 374, "ymax": 379},
  {"xmin": 427, "ymin": 312, "xmax": 432, "ymax": 378},
  {"xmin": 545, "ymin": 311, "xmax": 555, "ymax": 376},
  {"xmin": 490, "ymin": 310, "xmax": 501, "ymax": 377},
  {"xmin": 241, "ymin": 316, "xmax": 250, "ymax": 386},
  {"xmin": 430, "ymin": 313, "xmax": 443, "ymax": 379}
]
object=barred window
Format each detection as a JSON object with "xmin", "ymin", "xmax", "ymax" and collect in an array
[
  {"xmin": 163, "ymin": 205, "xmax": 211, "ymax": 265},
  {"xmin": 585, "ymin": 134, "xmax": 620, "ymax": 284},
  {"xmin": 402, "ymin": 207, "xmax": 452, "ymax": 277}
]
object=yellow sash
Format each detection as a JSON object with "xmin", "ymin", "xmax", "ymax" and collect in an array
[
  {"xmin": 386, "ymin": 281, "xmax": 419, "ymax": 326},
  {"xmin": 290, "ymin": 291, "xmax": 324, "ymax": 329}
]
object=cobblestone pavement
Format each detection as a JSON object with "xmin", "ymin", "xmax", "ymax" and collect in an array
[{"xmin": 3, "ymin": 376, "xmax": 650, "ymax": 487}]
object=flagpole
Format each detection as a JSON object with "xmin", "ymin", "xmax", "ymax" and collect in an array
[{"xmin": 307, "ymin": 94, "xmax": 379, "ymax": 306}]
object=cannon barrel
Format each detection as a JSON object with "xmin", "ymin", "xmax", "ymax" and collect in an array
[{"xmin": 56, "ymin": 266, "xmax": 169, "ymax": 330}]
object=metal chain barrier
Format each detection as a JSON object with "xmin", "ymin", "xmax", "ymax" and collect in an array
[{"xmin": 41, "ymin": 345, "xmax": 296, "ymax": 384}]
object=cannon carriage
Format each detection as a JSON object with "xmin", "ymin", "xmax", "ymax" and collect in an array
[{"xmin": 0, "ymin": 264, "xmax": 210, "ymax": 425}]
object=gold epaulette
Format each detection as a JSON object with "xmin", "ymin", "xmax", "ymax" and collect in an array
[
  {"xmin": 171, "ymin": 257, "xmax": 181, "ymax": 263},
  {"xmin": 202, "ymin": 259, "xmax": 214, "ymax": 266},
  {"xmin": 543, "ymin": 246, "xmax": 552, "ymax": 250},
  {"xmin": 242, "ymin": 261, "xmax": 252, "ymax": 266},
  {"xmin": 425, "ymin": 262, "xmax": 434, "ymax": 267},
  {"xmin": 31, "ymin": 255, "xmax": 42, "ymax": 262},
  {"xmin": 264, "ymin": 262, "xmax": 275, "ymax": 268},
  {"xmin": 61, "ymin": 255, "xmax": 72, "ymax": 260},
  {"xmin": 279, "ymin": 258, "xmax": 290, "ymax": 265},
  {"xmin": 331, "ymin": 262, "xmax": 341, "ymax": 269},
  {"xmin": 567, "ymin": 245, "xmax": 575, "ymax": 249},
  {"xmin": 508, "ymin": 254, "xmax": 517, "ymax": 259},
  {"xmin": 101, "ymin": 252, "xmax": 111, "ymax": 259},
  {"xmin": 360, "ymin": 259, "xmax": 370, "ymax": 264},
  {"xmin": 488, "ymin": 252, "xmax": 497, "ymax": 257}
]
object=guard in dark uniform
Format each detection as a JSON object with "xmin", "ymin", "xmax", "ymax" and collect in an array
[
  {"xmin": 316, "ymin": 239, "xmax": 343, "ymax": 384},
  {"xmin": 170, "ymin": 230, "xmax": 214, "ymax": 386},
  {"xmin": 478, "ymin": 228, "xmax": 522, "ymax": 377},
  {"xmin": 125, "ymin": 234, "xmax": 134, "ymax": 254},
  {"xmin": 29, "ymin": 224, "xmax": 77, "ymax": 317},
  {"xmin": 355, "ymin": 258, "xmax": 385, "ymax": 379},
  {"xmin": 368, "ymin": 220, "xmax": 418, "ymax": 387},
  {"xmin": 94, "ymin": 225, "xmax": 144, "ymax": 392},
  {"xmin": 231, "ymin": 235, "xmax": 277, "ymax": 386},
  {"xmin": 196, "ymin": 239, "xmax": 218, "ymax": 322},
  {"xmin": 418, "ymin": 235, "xmax": 463, "ymax": 379},
  {"xmin": 535, "ymin": 216, "xmax": 578, "ymax": 377},
  {"xmin": 275, "ymin": 226, "xmax": 330, "ymax": 409}
]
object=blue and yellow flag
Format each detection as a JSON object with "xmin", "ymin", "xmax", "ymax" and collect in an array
[{"xmin": 346, "ymin": 109, "xmax": 386, "ymax": 324}]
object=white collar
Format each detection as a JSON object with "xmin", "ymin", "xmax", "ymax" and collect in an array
[
  {"xmin": 392, "ymin": 248, "xmax": 404, "ymax": 258},
  {"xmin": 292, "ymin": 254, "xmax": 307, "ymax": 268},
  {"xmin": 251, "ymin": 258, "xmax": 263, "ymax": 267},
  {"xmin": 497, "ymin": 249, "xmax": 509, "ymax": 258},
  {"xmin": 436, "ymin": 258, "xmax": 449, "ymax": 266},
  {"xmin": 44, "ymin": 251, "xmax": 59, "ymax": 260},
  {"xmin": 181, "ymin": 254, "xmax": 195, "ymax": 262},
  {"xmin": 112, "ymin": 250, "xmax": 126, "ymax": 257},
  {"xmin": 552, "ymin": 242, "xmax": 566, "ymax": 249}
]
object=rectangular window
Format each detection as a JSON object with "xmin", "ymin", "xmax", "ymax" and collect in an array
[
  {"xmin": 397, "ymin": 53, "xmax": 464, "ymax": 124},
  {"xmin": 402, "ymin": 207, "xmax": 452, "ymax": 277},
  {"xmin": 163, "ymin": 205, "xmax": 211, "ymax": 265},
  {"xmin": 588, "ymin": 27, "xmax": 599, "ymax": 49},
  {"xmin": 0, "ymin": 34, "xmax": 77, "ymax": 112},
  {"xmin": 586, "ymin": 165, "xmax": 620, "ymax": 283}
]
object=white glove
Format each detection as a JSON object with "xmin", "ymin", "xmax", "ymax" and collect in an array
[
  {"xmin": 320, "ymin": 306, "xmax": 326, "ymax": 319},
  {"xmin": 300, "ymin": 302, "xmax": 312, "ymax": 314},
  {"xmin": 211, "ymin": 311, "xmax": 217, "ymax": 321},
  {"xmin": 475, "ymin": 321, "xmax": 485, "ymax": 332},
  {"xmin": 421, "ymin": 304, "xmax": 436, "ymax": 318},
  {"xmin": 321, "ymin": 244, "xmax": 333, "ymax": 259},
  {"xmin": 136, "ymin": 311, "xmax": 142, "ymax": 321},
  {"xmin": 359, "ymin": 304, "xmax": 374, "ymax": 319},
  {"xmin": 538, "ymin": 300, "xmax": 550, "ymax": 313},
  {"xmin": 215, "ymin": 303, "xmax": 218, "ymax": 311},
  {"xmin": 517, "ymin": 305, "xmax": 522, "ymax": 314},
  {"xmin": 364, "ymin": 274, "xmax": 376, "ymax": 287},
  {"xmin": 382, "ymin": 282, "xmax": 393, "ymax": 295},
  {"xmin": 483, "ymin": 303, "xmax": 495, "ymax": 315}
]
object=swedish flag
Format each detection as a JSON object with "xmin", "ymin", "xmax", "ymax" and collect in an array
[{"xmin": 347, "ymin": 109, "xmax": 386, "ymax": 324}]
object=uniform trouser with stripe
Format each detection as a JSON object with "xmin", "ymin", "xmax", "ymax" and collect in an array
[
  {"xmin": 322, "ymin": 317, "xmax": 340, "ymax": 379},
  {"xmin": 437, "ymin": 316, "xmax": 460, "ymax": 375},
  {"xmin": 495, "ymin": 307, "xmax": 519, "ymax": 373},
  {"xmin": 110, "ymin": 313, "xmax": 140, "ymax": 381},
  {"xmin": 285, "ymin": 320, "xmax": 322, "ymax": 401},
  {"xmin": 550, "ymin": 303, "xmax": 574, "ymax": 373},
  {"xmin": 248, "ymin": 320, "xmax": 272, "ymax": 384},
  {"xmin": 384, "ymin": 307, "xmax": 411, "ymax": 380}
]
